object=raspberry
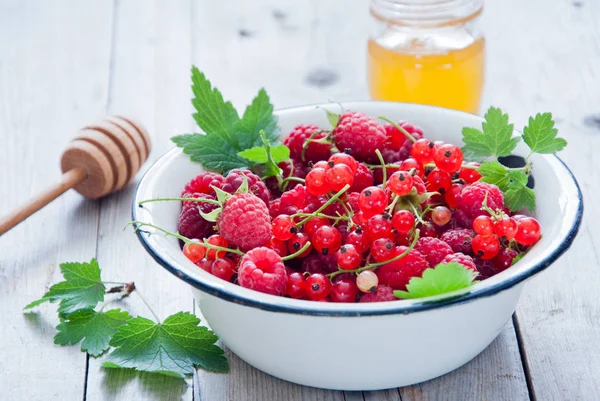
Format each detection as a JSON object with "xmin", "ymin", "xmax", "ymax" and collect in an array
[
  {"xmin": 182, "ymin": 172, "xmax": 225, "ymax": 197},
  {"xmin": 218, "ymin": 193, "xmax": 272, "ymax": 251},
  {"xmin": 222, "ymin": 169, "xmax": 271, "ymax": 205},
  {"xmin": 238, "ymin": 247, "xmax": 287, "ymax": 295},
  {"xmin": 269, "ymin": 198, "xmax": 282, "ymax": 219},
  {"xmin": 474, "ymin": 257, "xmax": 496, "ymax": 279},
  {"xmin": 453, "ymin": 209, "xmax": 473, "ymax": 229},
  {"xmin": 442, "ymin": 253, "xmax": 477, "ymax": 271},
  {"xmin": 415, "ymin": 237, "xmax": 453, "ymax": 267},
  {"xmin": 300, "ymin": 253, "xmax": 338, "ymax": 275},
  {"xmin": 458, "ymin": 182, "xmax": 505, "ymax": 220},
  {"xmin": 280, "ymin": 185, "xmax": 310, "ymax": 215},
  {"xmin": 359, "ymin": 285, "xmax": 397, "ymax": 303},
  {"xmin": 349, "ymin": 163, "xmax": 374, "ymax": 193},
  {"xmin": 332, "ymin": 111, "xmax": 386, "ymax": 162},
  {"xmin": 377, "ymin": 246, "xmax": 429, "ymax": 290},
  {"xmin": 440, "ymin": 228, "xmax": 476, "ymax": 254},
  {"xmin": 383, "ymin": 121, "xmax": 423, "ymax": 159},
  {"xmin": 177, "ymin": 194, "xmax": 218, "ymax": 240},
  {"xmin": 284, "ymin": 124, "xmax": 331, "ymax": 163}
]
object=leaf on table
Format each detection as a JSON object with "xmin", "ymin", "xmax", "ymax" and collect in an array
[
  {"xmin": 394, "ymin": 263, "xmax": 478, "ymax": 299},
  {"xmin": 54, "ymin": 308, "xmax": 132, "ymax": 357},
  {"xmin": 103, "ymin": 312, "xmax": 228, "ymax": 377},
  {"xmin": 462, "ymin": 106, "xmax": 520, "ymax": 158},
  {"xmin": 522, "ymin": 112, "xmax": 567, "ymax": 154}
]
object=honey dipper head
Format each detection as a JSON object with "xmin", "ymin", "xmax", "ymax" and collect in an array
[{"xmin": 60, "ymin": 116, "xmax": 151, "ymax": 199}]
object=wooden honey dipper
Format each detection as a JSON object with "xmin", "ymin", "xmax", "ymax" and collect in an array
[{"xmin": 0, "ymin": 116, "xmax": 151, "ymax": 236}]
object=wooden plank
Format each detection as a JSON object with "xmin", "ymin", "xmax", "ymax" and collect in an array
[
  {"xmin": 482, "ymin": 0, "xmax": 600, "ymax": 399},
  {"xmin": 82, "ymin": 1, "xmax": 196, "ymax": 400},
  {"xmin": 0, "ymin": 1, "xmax": 113, "ymax": 400}
]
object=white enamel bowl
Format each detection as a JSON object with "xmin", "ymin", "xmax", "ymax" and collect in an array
[{"xmin": 132, "ymin": 102, "xmax": 582, "ymax": 391}]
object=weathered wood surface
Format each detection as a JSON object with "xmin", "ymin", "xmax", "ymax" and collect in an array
[{"xmin": 0, "ymin": 0, "xmax": 597, "ymax": 400}]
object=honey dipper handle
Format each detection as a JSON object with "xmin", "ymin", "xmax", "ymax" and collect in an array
[{"xmin": 0, "ymin": 167, "xmax": 88, "ymax": 236}]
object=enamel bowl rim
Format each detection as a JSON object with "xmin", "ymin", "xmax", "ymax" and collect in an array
[{"xmin": 132, "ymin": 101, "xmax": 583, "ymax": 317}]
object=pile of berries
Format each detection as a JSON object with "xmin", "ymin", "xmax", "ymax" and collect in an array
[{"xmin": 175, "ymin": 111, "xmax": 542, "ymax": 303}]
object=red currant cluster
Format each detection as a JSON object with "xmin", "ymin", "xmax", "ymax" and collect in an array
[{"xmin": 170, "ymin": 111, "xmax": 542, "ymax": 303}]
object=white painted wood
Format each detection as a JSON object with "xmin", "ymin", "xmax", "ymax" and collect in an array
[
  {"xmin": 0, "ymin": 1, "xmax": 113, "ymax": 400},
  {"xmin": 83, "ymin": 1, "xmax": 196, "ymax": 400}
]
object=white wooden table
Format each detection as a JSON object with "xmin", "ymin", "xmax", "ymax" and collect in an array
[{"xmin": 1, "ymin": 0, "xmax": 598, "ymax": 400}]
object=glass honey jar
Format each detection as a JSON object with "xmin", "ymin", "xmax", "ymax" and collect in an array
[{"xmin": 368, "ymin": 0, "xmax": 485, "ymax": 114}]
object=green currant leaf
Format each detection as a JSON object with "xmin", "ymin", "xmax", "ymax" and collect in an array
[
  {"xmin": 103, "ymin": 312, "xmax": 228, "ymax": 377},
  {"xmin": 507, "ymin": 170, "xmax": 528, "ymax": 185},
  {"xmin": 324, "ymin": 108, "xmax": 340, "ymax": 127},
  {"xmin": 504, "ymin": 181, "xmax": 536, "ymax": 213},
  {"xmin": 54, "ymin": 308, "xmax": 132, "ymax": 357},
  {"xmin": 522, "ymin": 112, "xmax": 567, "ymax": 154},
  {"xmin": 478, "ymin": 161, "xmax": 510, "ymax": 191},
  {"xmin": 238, "ymin": 144, "xmax": 290, "ymax": 165},
  {"xmin": 462, "ymin": 107, "xmax": 520, "ymax": 158},
  {"xmin": 394, "ymin": 263, "xmax": 478, "ymax": 299}
]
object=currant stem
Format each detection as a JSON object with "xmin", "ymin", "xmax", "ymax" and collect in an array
[
  {"xmin": 378, "ymin": 116, "xmax": 416, "ymax": 143},
  {"xmin": 386, "ymin": 194, "xmax": 400, "ymax": 213},
  {"xmin": 375, "ymin": 149, "xmax": 388, "ymax": 191},
  {"xmin": 280, "ymin": 176, "xmax": 306, "ymax": 185},
  {"xmin": 135, "ymin": 290, "xmax": 161, "ymax": 323},
  {"xmin": 282, "ymin": 241, "xmax": 312, "ymax": 261},
  {"xmin": 294, "ymin": 212, "xmax": 349, "ymax": 222},
  {"xmin": 408, "ymin": 202, "xmax": 426, "ymax": 226},
  {"xmin": 138, "ymin": 197, "xmax": 221, "ymax": 206},
  {"xmin": 296, "ymin": 184, "xmax": 350, "ymax": 226}
]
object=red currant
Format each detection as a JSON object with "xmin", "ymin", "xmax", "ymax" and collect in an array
[
  {"xmin": 410, "ymin": 138, "xmax": 435, "ymax": 164},
  {"xmin": 426, "ymin": 169, "xmax": 452, "ymax": 193},
  {"xmin": 493, "ymin": 247, "xmax": 519, "ymax": 273},
  {"xmin": 445, "ymin": 183, "xmax": 463, "ymax": 209},
  {"xmin": 336, "ymin": 244, "xmax": 362, "ymax": 270},
  {"xmin": 345, "ymin": 228, "xmax": 371, "ymax": 253},
  {"xmin": 206, "ymin": 235, "xmax": 228, "ymax": 260},
  {"xmin": 370, "ymin": 238, "xmax": 396, "ymax": 262},
  {"xmin": 196, "ymin": 258, "xmax": 213, "ymax": 273},
  {"xmin": 330, "ymin": 278, "xmax": 359, "ymax": 302},
  {"xmin": 431, "ymin": 206, "xmax": 452, "ymax": 226},
  {"xmin": 329, "ymin": 152, "xmax": 358, "ymax": 174},
  {"xmin": 388, "ymin": 171, "xmax": 414, "ymax": 196},
  {"xmin": 434, "ymin": 144, "xmax": 464, "ymax": 173},
  {"xmin": 392, "ymin": 210, "xmax": 415, "ymax": 233},
  {"xmin": 352, "ymin": 210, "xmax": 370, "ymax": 227},
  {"xmin": 358, "ymin": 186, "xmax": 388, "ymax": 215},
  {"xmin": 515, "ymin": 217, "xmax": 541, "ymax": 246},
  {"xmin": 419, "ymin": 223, "xmax": 439, "ymax": 238},
  {"xmin": 288, "ymin": 232, "xmax": 313, "ymax": 257},
  {"xmin": 473, "ymin": 215, "xmax": 494, "ymax": 236},
  {"xmin": 272, "ymin": 214, "xmax": 295, "ymax": 241},
  {"xmin": 305, "ymin": 167, "xmax": 330, "ymax": 196},
  {"xmin": 356, "ymin": 270, "xmax": 379, "ymax": 292},
  {"xmin": 304, "ymin": 273, "xmax": 332, "ymax": 301},
  {"xmin": 494, "ymin": 216, "xmax": 518, "ymax": 240},
  {"xmin": 304, "ymin": 216, "xmax": 330, "ymax": 238},
  {"xmin": 183, "ymin": 240, "xmax": 206, "ymax": 263},
  {"xmin": 286, "ymin": 271, "xmax": 306, "ymax": 299},
  {"xmin": 400, "ymin": 158, "xmax": 425, "ymax": 178},
  {"xmin": 472, "ymin": 235, "xmax": 501, "ymax": 260},
  {"xmin": 266, "ymin": 236, "xmax": 288, "ymax": 257},
  {"xmin": 312, "ymin": 225, "xmax": 342, "ymax": 255},
  {"xmin": 366, "ymin": 214, "xmax": 394, "ymax": 241},
  {"xmin": 211, "ymin": 257, "xmax": 236, "ymax": 281},
  {"xmin": 312, "ymin": 160, "xmax": 330, "ymax": 170},
  {"xmin": 326, "ymin": 163, "xmax": 354, "ymax": 192},
  {"xmin": 458, "ymin": 163, "xmax": 481, "ymax": 183}
]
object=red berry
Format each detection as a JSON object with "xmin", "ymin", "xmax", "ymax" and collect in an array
[
  {"xmin": 440, "ymin": 228, "xmax": 476, "ymax": 254},
  {"xmin": 330, "ymin": 278, "xmax": 359, "ymax": 302},
  {"xmin": 349, "ymin": 163, "xmax": 374, "ymax": 193},
  {"xmin": 378, "ymin": 246, "xmax": 429, "ymax": 290},
  {"xmin": 238, "ymin": 247, "xmax": 287, "ymax": 295},
  {"xmin": 434, "ymin": 144, "xmax": 464, "ymax": 174},
  {"xmin": 400, "ymin": 158, "xmax": 425, "ymax": 178},
  {"xmin": 359, "ymin": 284, "xmax": 397, "ymax": 302},
  {"xmin": 266, "ymin": 236, "xmax": 288, "ymax": 257},
  {"xmin": 431, "ymin": 206, "xmax": 452, "ymax": 226},
  {"xmin": 312, "ymin": 225, "xmax": 342, "ymax": 255},
  {"xmin": 410, "ymin": 138, "xmax": 435, "ymax": 164},
  {"xmin": 458, "ymin": 182, "xmax": 505, "ymax": 220},
  {"xmin": 392, "ymin": 210, "xmax": 415, "ymax": 233},
  {"xmin": 494, "ymin": 216, "xmax": 518, "ymax": 240},
  {"xmin": 329, "ymin": 152, "xmax": 358, "ymax": 173},
  {"xmin": 493, "ymin": 247, "xmax": 519, "ymax": 272},
  {"xmin": 426, "ymin": 169, "xmax": 452, "ymax": 193},
  {"xmin": 415, "ymin": 237, "xmax": 453, "ymax": 267},
  {"xmin": 288, "ymin": 232, "xmax": 313, "ymax": 257},
  {"xmin": 196, "ymin": 258, "xmax": 212, "ymax": 273},
  {"xmin": 286, "ymin": 271, "xmax": 306, "ymax": 299},
  {"xmin": 370, "ymin": 238, "xmax": 396, "ymax": 262},
  {"xmin": 183, "ymin": 241, "xmax": 206, "ymax": 263},
  {"xmin": 304, "ymin": 273, "xmax": 332, "ymax": 301},
  {"xmin": 336, "ymin": 244, "xmax": 362, "ymax": 270},
  {"xmin": 345, "ymin": 228, "xmax": 371, "ymax": 253},
  {"xmin": 384, "ymin": 121, "xmax": 424, "ymax": 153},
  {"xmin": 442, "ymin": 253, "xmax": 477, "ymax": 271},
  {"xmin": 472, "ymin": 235, "xmax": 501, "ymax": 260},
  {"xmin": 458, "ymin": 163, "xmax": 481, "ymax": 183},
  {"xmin": 222, "ymin": 169, "xmax": 271, "ymax": 205},
  {"xmin": 445, "ymin": 183, "xmax": 464, "ymax": 209},
  {"xmin": 182, "ymin": 172, "xmax": 225, "ymax": 197},
  {"xmin": 359, "ymin": 186, "xmax": 388, "ymax": 215},
  {"xmin": 178, "ymin": 193, "xmax": 218, "ymax": 240},
  {"xmin": 272, "ymin": 214, "xmax": 295, "ymax": 241},
  {"xmin": 473, "ymin": 215, "xmax": 494, "ymax": 236},
  {"xmin": 326, "ymin": 163, "xmax": 354, "ymax": 192},
  {"xmin": 219, "ymin": 193, "xmax": 272, "ymax": 251},
  {"xmin": 388, "ymin": 171, "xmax": 414, "ymax": 196},
  {"xmin": 515, "ymin": 217, "xmax": 541, "ymax": 246},
  {"xmin": 206, "ymin": 235, "xmax": 228, "ymax": 260},
  {"xmin": 366, "ymin": 214, "xmax": 394, "ymax": 241},
  {"xmin": 332, "ymin": 111, "xmax": 387, "ymax": 162},
  {"xmin": 305, "ymin": 168, "xmax": 330, "ymax": 196},
  {"xmin": 304, "ymin": 216, "xmax": 330, "ymax": 238},
  {"xmin": 419, "ymin": 223, "xmax": 439, "ymax": 238},
  {"xmin": 211, "ymin": 257, "xmax": 236, "ymax": 281},
  {"xmin": 284, "ymin": 124, "xmax": 331, "ymax": 163}
]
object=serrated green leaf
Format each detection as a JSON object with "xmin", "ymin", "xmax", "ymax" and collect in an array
[
  {"xmin": 462, "ymin": 107, "xmax": 520, "ymax": 158},
  {"xmin": 394, "ymin": 263, "xmax": 478, "ymax": 299},
  {"xmin": 24, "ymin": 297, "xmax": 51, "ymax": 310},
  {"xmin": 103, "ymin": 312, "xmax": 228, "ymax": 377},
  {"xmin": 507, "ymin": 170, "xmax": 528, "ymax": 185},
  {"xmin": 238, "ymin": 144, "xmax": 290, "ymax": 164},
  {"xmin": 478, "ymin": 161, "xmax": 510, "ymax": 190},
  {"xmin": 505, "ymin": 182, "xmax": 536, "ymax": 213},
  {"xmin": 324, "ymin": 108, "xmax": 340, "ymax": 127},
  {"xmin": 234, "ymin": 88, "xmax": 280, "ymax": 149},
  {"xmin": 522, "ymin": 112, "xmax": 567, "ymax": 154},
  {"xmin": 26, "ymin": 260, "xmax": 105, "ymax": 315},
  {"xmin": 176, "ymin": 133, "xmax": 249, "ymax": 173},
  {"xmin": 54, "ymin": 308, "xmax": 132, "ymax": 357}
]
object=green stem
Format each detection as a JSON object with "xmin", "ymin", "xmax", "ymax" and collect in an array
[
  {"xmin": 135, "ymin": 290, "xmax": 161, "ymax": 323},
  {"xmin": 378, "ymin": 116, "xmax": 416, "ymax": 143},
  {"xmin": 280, "ymin": 176, "xmax": 306, "ymax": 185},
  {"xmin": 408, "ymin": 202, "xmax": 426, "ymax": 226},
  {"xmin": 282, "ymin": 241, "xmax": 312, "ymax": 261},
  {"xmin": 386, "ymin": 194, "xmax": 400, "ymax": 213},
  {"xmin": 296, "ymin": 185, "xmax": 350, "ymax": 226},
  {"xmin": 329, "ymin": 229, "xmax": 420, "ymax": 279},
  {"xmin": 294, "ymin": 212, "xmax": 349, "ymax": 222},
  {"xmin": 375, "ymin": 149, "xmax": 387, "ymax": 191},
  {"xmin": 138, "ymin": 197, "xmax": 221, "ymax": 206}
]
